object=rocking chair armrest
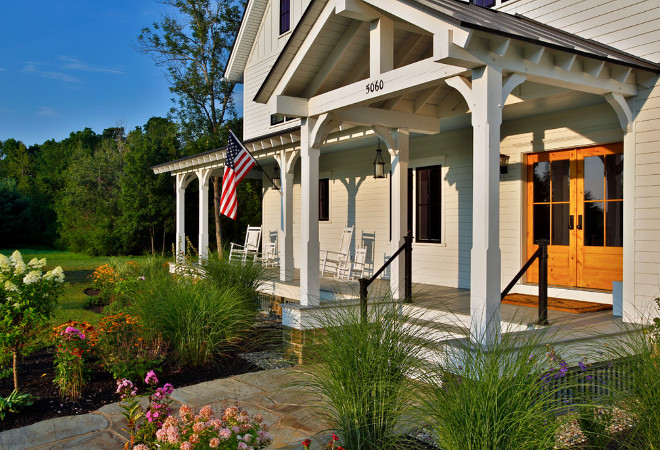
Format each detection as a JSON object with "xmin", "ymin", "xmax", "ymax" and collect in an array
[{"xmin": 321, "ymin": 250, "xmax": 349, "ymax": 261}]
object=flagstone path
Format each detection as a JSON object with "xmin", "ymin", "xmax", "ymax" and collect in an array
[{"xmin": 0, "ymin": 368, "xmax": 330, "ymax": 450}]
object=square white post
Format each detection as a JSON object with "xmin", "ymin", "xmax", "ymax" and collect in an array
[
  {"xmin": 300, "ymin": 117, "xmax": 321, "ymax": 306},
  {"xmin": 196, "ymin": 169, "xmax": 210, "ymax": 261},
  {"xmin": 469, "ymin": 65, "xmax": 503, "ymax": 345},
  {"xmin": 175, "ymin": 173, "xmax": 188, "ymax": 260},
  {"xmin": 279, "ymin": 151, "xmax": 296, "ymax": 282},
  {"xmin": 390, "ymin": 130, "xmax": 409, "ymax": 300}
]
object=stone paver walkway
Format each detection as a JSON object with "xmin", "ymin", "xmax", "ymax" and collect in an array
[{"xmin": 0, "ymin": 368, "xmax": 330, "ymax": 450}]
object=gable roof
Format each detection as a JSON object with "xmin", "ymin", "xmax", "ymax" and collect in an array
[
  {"xmin": 224, "ymin": 0, "xmax": 269, "ymax": 82},
  {"xmin": 254, "ymin": 0, "xmax": 659, "ymax": 103}
]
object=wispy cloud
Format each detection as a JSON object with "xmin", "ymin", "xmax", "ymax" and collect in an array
[
  {"xmin": 0, "ymin": 68, "xmax": 6, "ymax": 72},
  {"xmin": 22, "ymin": 63, "xmax": 80, "ymax": 83},
  {"xmin": 58, "ymin": 56, "xmax": 124, "ymax": 74},
  {"xmin": 37, "ymin": 106, "xmax": 60, "ymax": 118}
]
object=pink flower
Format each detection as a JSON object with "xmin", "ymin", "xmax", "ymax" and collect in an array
[
  {"xmin": 238, "ymin": 443, "xmax": 248, "ymax": 450},
  {"xmin": 180, "ymin": 442, "xmax": 192, "ymax": 450},
  {"xmin": 189, "ymin": 433, "xmax": 200, "ymax": 444},
  {"xmin": 199, "ymin": 405, "xmax": 214, "ymax": 418},
  {"xmin": 163, "ymin": 383, "xmax": 174, "ymax": 394},
  {"xmin": 192, "ymin": 422, "xmax": 205, "ymax": 433},
  {"xmin": 218, "ymin": 428, "xmax": 231, "ymax": 439},
  {"xmin": 167, "ymin": 427, "xmax": 180, "ymax": 444},
  {"xmin": 232, "ymin": 425, "xmax": 240, "ymax": 433},
  {"xmin": 145, "ymin": 370, "xmax": 158, "ymax": 385},
  {"xmin": 209, "ymin": 437, "xmax": 221, "ymax": 448},
  {"xmin": 133, "ymin": 445, "xmax": 149, "ymax": 450}
]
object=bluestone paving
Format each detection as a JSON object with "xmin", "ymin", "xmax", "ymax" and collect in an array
[{"xmin": 0, "ymin": 368, "xmax": 327, "ymax": 450}]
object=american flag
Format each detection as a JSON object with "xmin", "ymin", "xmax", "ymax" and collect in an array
[{"xmin": 220, "ymin": 131, "xmax": 256, "ymax": 220}]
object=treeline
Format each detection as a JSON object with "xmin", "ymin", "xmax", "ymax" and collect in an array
[{"xmin": 0, "ymin": 117, "xmax": 261, "ymax": 255}]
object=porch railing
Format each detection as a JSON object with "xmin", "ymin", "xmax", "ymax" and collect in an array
[
  {"xmin": 501, "ymin": 239, "xmax": 549, "ymax": 326},
  {"xmin": 358, "ymin": 231, "xmax": 413, "ymax": 323}
]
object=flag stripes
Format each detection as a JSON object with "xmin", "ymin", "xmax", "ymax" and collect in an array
[{"xmin": 220, "ymin": 131, "xmax": 256, "ymax": 220}]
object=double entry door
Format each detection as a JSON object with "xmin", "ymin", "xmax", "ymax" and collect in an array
[{"xmin": 526, "ymin": 144, "xmax": 623, "ymax": 290}]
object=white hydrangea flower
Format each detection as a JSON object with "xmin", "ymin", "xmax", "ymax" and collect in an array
[
  {"xmin": 38, "ymin": 258, "xmax": 47, "ymax": 268},
  {"xmin": 23, "ymin": 270, "xmax": 42, "ymax": 285},
  {"xmin": 10, "ymin": 250, "xmax": 23, "ymax": 265},
  {"xmin": 13, "ymin": 259, "xmax": 27, "ymax": 276},
  {"xmin": 4, "ymin": 280, "xmax": 19, "ymax": 292},
  {"xmin": 0, "ymin": 254, "xmax": 10, "ymax": 271},
  {"xmin": 27, "ymin": 258, "xmax": 46, "ymax": 269},
  {"xmin": 52, "ymin": 266, "xmax": 65, "ymax": 283}
]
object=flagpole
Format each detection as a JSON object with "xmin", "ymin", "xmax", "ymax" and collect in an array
[{"xmin": 230, "ymin": 130, "xmax": 280, "ymax": 191}]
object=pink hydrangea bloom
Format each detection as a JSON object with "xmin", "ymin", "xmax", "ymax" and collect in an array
[
  {"xmin": 199, "ymin": 405, "xmax": 214, "ymax": 418},
  {"xmin": 238, "ymin": 443, "xmax": 248, "ymax": 450},
  {"xmin": 209, "ymin": 437, "xmax": 221, "ymax": 448},
  {"xmin": 218, "ymin": 428, "xmax": 231, "ymax": 439},
  {"xmin": 189, "ymin": 433, "xmax": 200, "ymax": 444},
  {"xmin": 180, "ymin": 442, "xmax": 192, "ymax": 450},
  {"xmin": 132, "ymin": 445, "xmax": 149, "ymax": 450},
  {"xmin": 192, "ymin": 422, "xmax": 205, "ymax": 433}
]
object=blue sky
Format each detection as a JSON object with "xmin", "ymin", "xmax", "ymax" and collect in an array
[{"xmin": 0, "ymin": 1, "xmax": 243, "ymax": 147}]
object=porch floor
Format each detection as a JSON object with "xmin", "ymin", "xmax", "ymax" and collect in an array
[{"xmin": 259, "ymin": 269, "xmax": 625, "ymax": 342}]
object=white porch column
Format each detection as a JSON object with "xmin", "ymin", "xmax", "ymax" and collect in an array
[
  {"xmin": 387, "ymin": 130, "xmax": 409, "ymax": 301},
  {"xmin": 300, "ymin": 117, "xmax": 321, "ymax": 306},
  {"xmin": 196, "ymin": 168, "xmax": 211, "ymax": 261},
  {"xmin": 175, "ymin": 173, "xmax": 193, "ymax": 260},
  {"xmin": 605, "ymin": 93, "xmax": 637, "ymax": 322},
  {"xmin": 277, "ymin": 149, "xmax": 299, "ymax": 282},
  {"xmin": 470, "ymin": 66, "xmax": 503, "ymax": 344}
]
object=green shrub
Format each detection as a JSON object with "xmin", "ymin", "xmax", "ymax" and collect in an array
[
  {"xmin": 417, "ymin": 325, "xmax": 568, "ymax": 450},
  {"xmin": 301, "ymin": 302, "xmax": 427, "ymax": 450},
  {"xmin": 201, "ymin": 254, "xmax": 267, "ymax": 298},
  {"xmin": 0, "ymin": 390, "xmax": 36, "ymax": 420},
  {"xmin": 133, "ymin": 274, "xmax": 256, "ymax": 368}
]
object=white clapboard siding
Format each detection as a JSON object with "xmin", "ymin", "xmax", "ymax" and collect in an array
[{"xmin": 499, "ymin": 0, "xmax": 660, "ymax": 61}]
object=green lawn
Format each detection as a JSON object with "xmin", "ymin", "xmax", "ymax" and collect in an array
[{"xmin": 1, "ymin": 248, "xmax": 150, "ymax": 328}]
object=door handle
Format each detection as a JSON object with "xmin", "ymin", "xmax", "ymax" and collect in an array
[
  {"xmin": 577, "ymin": 215, "xmax": 583, "ymax": 230},
  {"xmin": 568, "ymin": 215, "xmax": 574, "ymax": 230}
]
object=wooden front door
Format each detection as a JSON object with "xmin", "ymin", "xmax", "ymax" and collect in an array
[{"xmin": 526, "ymin": 144, "xmax": 623, "ymax": 290}]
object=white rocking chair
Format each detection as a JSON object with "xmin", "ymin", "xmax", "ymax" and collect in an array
[
  {"xmin": 337, "ymin": 247, "xmax": 367, "ymax": 280},
  {"xmin": 229, "ymin": 226, "xmax": 262, "ymax": 263},
  {"xmin": 320, "ymin": 226, "xmax": 354, "ymax": 277},
  {"xmin": 260, "ymin": 241, "xmax": 278, "ymax": 268}
]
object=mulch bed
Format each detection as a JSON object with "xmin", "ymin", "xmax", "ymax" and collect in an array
[
  {"xmin": 502, "ymin": 293, "xmax": 613, "ymax": 313},
  {"xmin": 0, "ymin": 336, "xmax": 276, "ymax": 433}
]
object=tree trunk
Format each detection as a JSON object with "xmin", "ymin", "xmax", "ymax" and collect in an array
[
  {"xmin": 13, "ymin": 350, "xmax": 19, "ymax": 391},
  {"xmin": 213, "ymin": 176, "xmax": 223, "ymax": 260},
  {"xmin": 150, "ymin": 226, "xmax": 155, "ymax": 255},
  {"xmin": 162, "ymin": 229, "xmax": 166, "ymax": 256}
]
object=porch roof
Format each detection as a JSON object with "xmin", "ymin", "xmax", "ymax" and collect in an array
[{"xmin": 254, "ymin": 0, "xmax": 659, "ymax": 105}]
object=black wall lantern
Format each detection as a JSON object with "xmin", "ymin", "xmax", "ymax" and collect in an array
[
  {"xmin": 272, "ymin": 167, "xmax": 281, "ymax": 189},
  {"xmin": 500, "ymin": 154, "xmax": 510, "ymax": 175},
  {"xmin": 373, "ymin": 139, "xmax": 386, "ymax": 179}
]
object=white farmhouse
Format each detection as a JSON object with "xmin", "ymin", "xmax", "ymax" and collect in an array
[{"xmin": 154, "ymin": 0, "xmax": 660, "ymax": 343}]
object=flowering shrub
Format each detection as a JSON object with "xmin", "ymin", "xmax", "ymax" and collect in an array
[
  {"xmin": 96, "ymin": 313, "xmax": 166, "ymax": 380},
  {"xmin": 118, "ymin": 370, "xmax": 174, "ymax": 448},
  {"xmin": 302, "ymin": 433, "xmax": 348, "ymax": 450},
  {"xmin": 154, "ymin": 404, "xmax": 272, "ymax": 450},
  {"xmin": 0, "ymin": 250, "xmax": 64, "ymax": 390},
  {"xmin": 52, "ymin": 321, "xmax": 97, "ymax": 400},
  {"xmin": 91, "ymin": 261, "xmax": 143, "ymax": 301}
]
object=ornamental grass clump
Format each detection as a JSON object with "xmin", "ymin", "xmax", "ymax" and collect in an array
[
  {"xmin": 0, "ymin": 250, "xmax": 65, "ymax": 391},
  {"xmin": 417, "ymin": 324, "xmax": 568, "ymax": 450},
  {"xmin": 152, "ymin": 404, "xmax": 272, "ymax": 450},
  {"xmin": 52, "ymin": 321, "xmax": 97, "ymax": 401},
  {"xmin": 133, "ymin": 273, "xmax": 256, "ymax": 368},
  {"xmin": 201, "ymin": 254, "xmax": 267, "ymax": 299},
  {"xmin": 301, "ymin": 301, "xmax": 428, "ymax": 450},
  {"xmin": 604, "ymin": 300, "xmax": 660, "ymax": 449}
]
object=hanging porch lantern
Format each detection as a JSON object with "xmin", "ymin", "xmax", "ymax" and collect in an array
[
  {"xmin": 500, "ymin": 153, "xmax": 510, "ymax": 175},
  {"xmin": 373, "ymin": 139, "xmax": 386, "ymax": 179}
]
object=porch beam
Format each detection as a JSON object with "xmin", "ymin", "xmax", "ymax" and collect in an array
[
  {"xmin": 306, "ymin": 57, "xmax": 466, "ymax": 116},
  {"xmin": 335, "ymin": 0, "xmax": 378, "ymax": 21},
  {"xmin": 434, "ymin": 32, "xmax": 637, "ymax": 97},
  {"xmin": 269, "ymin": 95, "xmax": 309, "ymax": 118},
  {"xmin": 414, "ymin": 84, "xmax": 441, "ymax": 114},
  {"xmin": 335, "ymin": 106, "xmax": 439, "ymax": 133}
]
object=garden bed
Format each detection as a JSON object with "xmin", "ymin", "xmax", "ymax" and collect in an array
[{"xmin": 0, "ymin": 323, "xmax": 288, "ymax": 433}]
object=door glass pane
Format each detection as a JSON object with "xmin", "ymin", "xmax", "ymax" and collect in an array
[
  {"xmin": 606, "ymin": 154, "xmax": 623, "ymax": 200},
  {"xmin": 584, "ymin": 156, "xmax": 604, "ymax": 201},
  {"xmin": 534, "ymin": 204, "xmax": 550, "ymax": 243},
  {"xmin": 584, "ymin": 202, "xmax": 604, "ymax": 246},
  {"xmin": 533, "ymin": 162, "xmax": 550, "ymax": 202},
  {"xmin": 551, "ymin": 160, "xmax": 570, "ymax": 202},
  {"xmin": 606, "ymin": 201, "xmax": 623, "ymax": 247},
  {"xmin": 552, "ymin": 204, "xmax": 569, "ymax": 245}
]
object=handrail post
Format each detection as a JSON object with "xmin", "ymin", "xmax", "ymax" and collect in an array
[
  {"xmin": 537, "ymin": 239, "xmax": 549, "ymax": 326},
  {"xmin": 359, "ymin": 278, "xmax": 368, "ymax": 324},
  {"xmin": 404, "ymin": 231, "xmax": 413, "ymax": 303}
]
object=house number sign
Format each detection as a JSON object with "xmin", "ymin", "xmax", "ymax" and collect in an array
[{"xmin": 366, "ymin": 80, "xmax": 384, "ymax": 94}]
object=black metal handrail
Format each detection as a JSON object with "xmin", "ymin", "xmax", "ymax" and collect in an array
[
  {"xmin": 501, "ymin": 239, "xmax": 549, "ymax": 326},
  {"xmin": 358, "ymin": 231, "xmax": 413, "ymax": 323}
]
